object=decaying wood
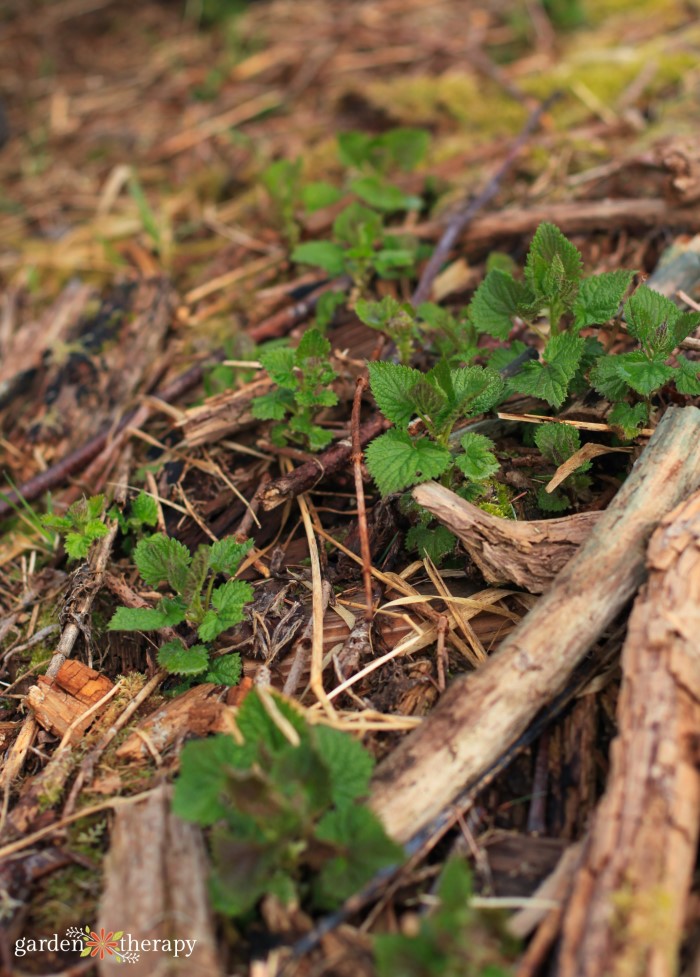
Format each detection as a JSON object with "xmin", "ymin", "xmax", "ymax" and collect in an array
[
  {"xmin": 413, "ymin": 482, "xmax": 601, "ymax": 593},
  {"xmin": 406, "ymin": 198, "xmax": 700, "ymax": 251},
  {"xmin": 26, "ymin": 660, "xmax": 115, "ymax": 743},
  {"xmin": 260, "ymin": 413, "xmax": 389, "ymax": 510},
  {"xmin": 97, "ymin": 784, "xmax": 223, "ymax": 976},
  {"xmin": 181, "ymin": 374, "xmax": 274, "ymax": 446},
  {"xmin": 370, "ymin": 406, "xmax": 700, "ymax": 844},
  {"xmin": 557, "ymin": 489, "xmax": 700, "ymax": 977},
  {"xmin": 115, "ymin": 684, "xmax": 229, "ymax": 762}
]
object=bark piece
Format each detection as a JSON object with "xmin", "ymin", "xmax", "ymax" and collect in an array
[
  {"xmin": 181, "ymin": 375, "xmax": 274, "ymax": 446},
  {"xmin": 25, "ymin": 661, "xmax": 114, "ymax": 744},
  {"xmin": 413, "ymin": 482, "xmax": 601, "ymax": 593},
  {"xmin": 98, "ymin": 785, "xmax": 223, "ymax": 976},
  {"xmin": 115, "ymin": 684, "xmax": 228, "ymax": 762},
  {"xmin": 370, "ymin": 406, "xmax": 700, "ymax": 844},
  {"xmin": 557, "ymin": 489, "xmax": 700, "ymax": 977}
]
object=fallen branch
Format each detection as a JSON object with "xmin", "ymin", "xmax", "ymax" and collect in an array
[
  {"xmin": 259, "ymin": 413, "xmax": 389, "ymax": 510},
  {"xmin": 370, "ymin": 405, "xmax": 700, "ymax": 843},
  {"xmin": 413, "ymin": 482, "xmax": 601, "ymax": 593},
  {"xmin": 557, "ymin": 489, "xmax": 700, "ymax": 977}
]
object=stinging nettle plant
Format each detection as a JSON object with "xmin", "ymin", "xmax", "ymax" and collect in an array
[{"xmin": 108, "ymin": 533, "xmax": 253, "ymax": 682}]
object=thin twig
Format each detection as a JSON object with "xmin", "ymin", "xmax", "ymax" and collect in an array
[
  {"xmin": 411, "ymin": 92, "xmax": 561, "ymax": 306},
  {"xmin": 351, "ymin": 376, "xmax": 374, "ymax": 622},
  {"xmin": 296, "ymin": 493, "xmax": 335, "ymax": 717}
]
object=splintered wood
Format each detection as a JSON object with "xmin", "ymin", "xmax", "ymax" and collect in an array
[
  {"xmin": 413, "ymin": 482, "xmax": 601, "ymax": 593},
  {"xmin": 26, "ymin": 660, "xmax": 114, "ymax": 744},
  {"xmin": 557, "ymin": 490, "xmax": 700, "ymax": 977},
  {"xmin": 370, "ymin": 406, "xmax": 700, "ymax": 844}
]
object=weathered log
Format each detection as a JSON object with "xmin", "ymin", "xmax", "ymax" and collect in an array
[
  {"xmin": 413, "ymin": 482, "xmax": 601, "ymax": 593},
  {"xmin": 557, "ymin": 489, "xmax": 700, "ymax": 977},
  {"xmin": 370, "ymin": 406, "xmax": 700, "ymax": 844},
  {"xmin": 98, "ymin": 785, "xmax": 223, "ymax": 976}
]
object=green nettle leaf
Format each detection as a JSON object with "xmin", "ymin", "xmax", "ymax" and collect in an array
[
  {"xmin": 208, "ymin": 537, "xmax": 253, "ymax": 575},
  {"xmin": 291, "ymin": 241, "xmax": 346, "ymax": 276},
  {"xmin": 589, "ymin": 354, "xmax": 630, "ymax": 401},
  {"xmin": 410, "ymin": 377, "xmax": 448, "ymax": 418},
  {"xmin": 525, "ymin": 222, "xmax": 583, "ymax": 302},
  {"xmin": 373, "ymin": 248, "xmax": 415, "ymax": 276},
  {"xmin": 448, "ymin": 366, "xmax": 505, "ymax": 416},
  {"xmin": 333, "ymin": 202, "xmax": 382, "ymax": 246},
  {"xmin": 337, "ymin": 131, "xmax": 374, "ymax": 169},
  {"xmin": 312, "ymin": 725, "xmax": 374, "ymax": 807},
  {"xmin": 313, "ymin": 805, "xmax": 403, "ymax": 909},
  {"xmin": 511, "ymin": 332, "xmax": 584, "ymax": 408},
  {"xmin": 572, "ymin": 269, "xmax": 635, "ymax": 330},
  {"xmin": 350, "ymin": 176, "xmax": 421, "ymax": 212},
  {"xmin": 613, "ymin": 351, "xmax": 674, "ymax": 396},
  {"xmin": 365, "ymin": 430, "xmax": 451, "ymax": 495},
  {"xmin": 534, "ymin": 422, "xmax": 580, "ymax": 466},
  {"xmin": 315, "ymin": 290, "xmax": 346, "ymax": 330},
  {"xmin": 157, "ymin": 640, "xmax": 209, "ymax": 676},
  {"xmin": 64, "ymin": 533, "xmax": 94, "ymax": 560},
  {"xmin": 173, "ymin": 735, "xmax": 247, "ymax": 824},
  {"xmin": 368, "ymin": 361, "xmax": 424, "ymax": 428},
  {"xmin": 608, "ymin": 402, "xmax": 649, "ymax": 439},
  {"xmin": 257, "ymin": 347, "xmax": 296, "ymax": 387},
  {"xmin": 296, "ymin": 326, "xmax": 331, "ymax": 361},
  {"xmin": 108, "ymin": 597, "xmax": 186, "ymax": 632},
  {"xmin": 455, "ymin": 433, "xmax": 500, "ymax": 481},
  {"xmin": 130, "ymin": 491, "xmax": 159, "ymax": 527},
  {"xmin": 536, "ymin": 485, "xmax": 571, "ymax": 512},
  {"xmin": 198, "ymin": 579, "xmax": 254, "ymax": 642},
  {"xmin": 468, "ymin": 270, "xmax": 534, "ymax": 339},
  {"xmin": 624, "ymin": 286, "xmax": 680, "ymax": 355},
  {"xmin": 205, "ymin": 653, "xmax": 243, "ymax": 686},
  {"xmin": 671, "ymin": 311, "xmax": 700, "ymax": 350},
  {"xmin": 405, "ymin": 523, "xmax": 457, "ymax": 563},
  {"xmin": 41, "ymin": 514, "xmax": 73, "ymax": 531},
  {"xmin": 251, "ymin": 388, "xmax": 294, "ymax": 421},
  {"xmin": 133, "ymin": 534, "xmax": 192, "ymax": 592},
  {"xmin": 674, "ymin": 354, "xmax": 700, "ymax": 395},
  {"xmin": 381, "ymin": 127, "xmax": 429, "ymax": 172},
  {"xmin": 355, "ymin": 294, "xmax": 403, "ymax": 328},
  {"xmin": 301, "ymin": 181, "xmax": 343, "ymax": 213}
]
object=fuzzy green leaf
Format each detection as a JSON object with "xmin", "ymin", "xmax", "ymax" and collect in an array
[
  {"xmin": 589, "ymin": 354, "xmax": 630, "ymax": 401},
  {"xmin": 624, "ymin": 286, "xmax": 680, "ymax": 355},
  {"xmin": 350, "ymin": 176, "xmax": 421, "ymax": 212},
  {"xmin": 257, "ymin": 346, "xmax": 296, "ymax": 387},
  {"xmin": 613, "ymin": 351, "xmax": 674, "ymax": 396},
  {"xmin": 674, "ymin": 354, "xmax": 700, "ymax": 395},
  {"xmin": 333, "ymin": 202, "xmax": 382, "ymax": 246},
  {"xmin": 301, "ymin": 181, "xmax": 343, "ymax": 213},
  {"xmin": 608, "ymin": 402, "xmax": 649, "ymax": 439},
  {"xmin": 380, "ymin": 127, "xmax": 429, "ymax": 171},
  {"xmin": 205, "ymin": 653, "xmax": 243, "ymax": 686},
  {"xmin": 355, "ymin": 295, "xmax": 404, "ymax": 329},
  {"xmin": 296, "ymin": 326, "xmax": 331, "ymax": 362},
  {"xmin": 537, "ymin": 486, "xmax": 570, "ymax": 512},
  {"xmin": 455, "ymin": 432, "xmax": 500, "ymax": 481},
  {"xmin": 367, "ymin": 361, "xmax": 424, "ymax": 428},
  {"xmin": 64, "ymin": 533, "xmax": 94, "ymax": 560},
  {"xmin": 671, "ymin": 312, "xmax": 700, "ymax": 349},
  {"xmin": 251, "ymin": 388, "xmax": 294, "ymax": 421},
  {"xmin": 405, "ymin": 523, "xmax": 457, "ymax": 563},
  {"xmin": 468, "ymin": 270, "xmax": 534, "ymax": 340},
  {"xmin": 41, "ymin": 513, "xmax": 73, "ymax": 532},
  {"xmin": 365, "ymin": 430, "xmax": 451, "ymax": 496},
  {"xmin": 534, "ymin": 422, "xmax": 580, "ymax": 465},
  {"xmin": 448, "ymin": 366, "xmax": 505, "ymax": 416},
  {"xmin": 158, "ymin": 640, "xmax": 209, "ymax": 676},
  {"xmin": 572, "ymin": 269, "xmax": 635, "ymax": 329},
  {"xmin": 129, "ymin": 491, "xmax": 158, "ymax": 527},
  {"xmin": 173, "ymin": 734, "xmax": 247, "ymax": 824},
  {"xmin": 208, "ymin": 537, "xmax": 253, "ymax": 575},
  {"xmin": 510, "ymin": 332, "xmax": 584, "ymax": 408},
  {"xmin": 525, "ymin": 223, "xmax": 582, "ymax": 303},
  {"xmin": 314, "ymin": 806, "xmax": 403, "ymax": 909},
  {"xmin": 108, "ymin": 597, "xmax": 186, "ymax": 632},
  {"xmin": 133, "ymin": 533, "xmax": 192, "ymax": 592},
  {"xmin": 198, "ymin": 579, "xmax": 254, "ymax": 642},
  {"xmin": 312, "ymin": 724, "xmax": 374, "ymax": 806},
  {"xmin": 291, "ymin": 241, "xmax": 346, "ymax": 276}
]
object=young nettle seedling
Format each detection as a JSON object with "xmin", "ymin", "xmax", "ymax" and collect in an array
[
  {"xmin": 356, "ymin": 295, "xmax": 421, "ymax": 364},
  {"xmin": 251, "ymin": 328, "xmax": 339, "ymax": 450},
  {"xmin": 108, "ymin": 533, "xmax": 253, "ymax": 682},
  {"xmin": 365, "ymin": 360, "xmax": 504, "ymax": 497},
  {"xmin": 42, "ymin": 494, "xmax": 108, "ymax": 561},
  {"xmin": 533, "ymin": 423, "xmax": 592, "ymax": 512},
  {"xmin": 261, "ymin": 157, "xmax": 303, "ymax": 247},
  {"xmin": 293, "ymin": 202, "xmax": 416, "ymax": 296},
  {"xmin": 173, "ymin": 688, "xmax": 402, "ymax": 917},
  {"xmin": 337, "ymin": 127, "xmax": 428, "ymax": 213}
]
